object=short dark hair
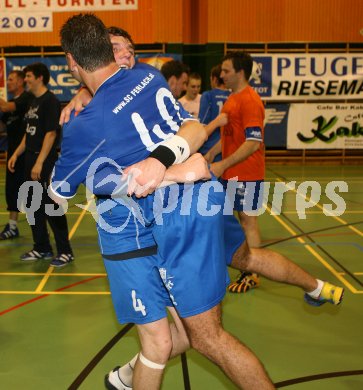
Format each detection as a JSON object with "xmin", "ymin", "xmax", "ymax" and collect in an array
[
  {"xmin": 160, "ymin": 60, "xmax": 190, "ymax": 82},
  {"xmin": 10, "ymin": 70, "xmax": 25, "ymax": 80},
  {"xmin": 107, "ymin": 26, "xmax": 135, "ymax": 48},
  {"xmin": 188, "ymin": 72, "xmax": 201, "ymax": 82},
  {"xmin": 60, "ymin": 13, "xmax": 115, "ymax": 72},
  {"xmin": 23, "ymin": 63, "xmax": 50, "ymax": 85},
  {"xmin": 210, "ymin": 65, "xmax": 224, "ymax": 86},
  {"xmin": 223, "ymin": 51, "xmax": 253, "ymax": 81}
]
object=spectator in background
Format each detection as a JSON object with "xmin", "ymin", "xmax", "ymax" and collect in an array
[
  {"xmin": 199, "ymin": 64, "xmax": 230, "ymax": 161},
  {"xmin": 0, "ymin": 70, "xmax": 33, "ymax": 239},
  {"xmin": 178, "ymin": 72, "xmax": 202, "ymax": 118},
  {"xmin": 8, "ymin": 62, "xmax": 74, "ymax": 267},
  {"xmin": 160, "ymin": 60, "xmax": 190, "ymax": 99}
]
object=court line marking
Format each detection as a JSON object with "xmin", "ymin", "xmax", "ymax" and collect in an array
[
  {"xmin": 0, "ymin": 275, "xmax": 103, "ymax": 316},
  {"xmin": 274, "ymin": 369, "xmax": 363, "ymax": 388},
  {"xmin": 283, "ymin": 210, "xmax": 363, "ymax": 214},
  {"xmin": 275, "ymin": 178, "xmax": 363, "ymax": 238},
  {"xmin": 265, "ymin": 204, "xmax": 361, "ymax": 294},
  {"xmin": 34, "ymin": 199, "xmax": 93, "ymax": 293}
]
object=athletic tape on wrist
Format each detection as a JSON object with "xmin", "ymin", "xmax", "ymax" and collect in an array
[
  {"xmin": 139, "ymin": 352, "xmax": 166, "ymax": 370},
  {"xmin": 149, "ymin": 135, "xmax": 190, "ymax": 168}
]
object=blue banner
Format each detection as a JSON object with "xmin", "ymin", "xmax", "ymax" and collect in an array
[
  {"xmin": 5, "ymin": 56, "xmax": 80, "ymax": 102},
  {"xmin": 250, "ymin": 56, "xmax": 272, "ymax": 98},
  {"xmin": 264, "ymin": 103, "xmax": 290, "ymax": 148}
]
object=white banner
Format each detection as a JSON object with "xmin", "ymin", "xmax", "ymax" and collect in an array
[
  {"xmin": 250, "ymin": 54, "xmax": 363, "ymax": 101},
  {"xmin": 287, "ymin": 103, "xmax": 363, "ymax": 149},
  {"xmin": 0, "ymin": 12, "xmax": 52, "ymax": 32},
  {"xmin": 0, "ymin": 0, "xmax": 138, "ymax": 12}
]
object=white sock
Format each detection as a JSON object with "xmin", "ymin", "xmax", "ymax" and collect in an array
[
  {"xmin": 307, "ymin": 279, "xmax": 324, "ymax": 298},
  {"xmin": 118, "ymin": 354, "xmax": 138, "ymax": 387},
  {"xmin": 9, "ymin": 220, "xmax": 17, "ymax": 230}
]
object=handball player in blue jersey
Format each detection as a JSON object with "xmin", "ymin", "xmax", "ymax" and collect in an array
[
  {"xmin": 52, "ymin": 13, "xmax": 275, "ymax": 390},
  {"xmin": 55, "ymin": 17, "xmax": 344, "ymax": 390},
  {"xmin": 198, "ymin": 64, "xmax": 230, "ymax": 161}
]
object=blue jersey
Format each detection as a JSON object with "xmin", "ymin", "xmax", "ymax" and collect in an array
[
  {"xmin": 51, "ymin": 62, "xmax": 194, "ymax": 199},
  {"xmin": 198, "ymin": 88, "xmax": 230, "ymax": 158}
]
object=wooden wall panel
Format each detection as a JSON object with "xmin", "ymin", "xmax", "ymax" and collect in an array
[
  {"xmin": 0, "ymin": 0, "xmax": 362, "ymax": 47},
  {"xmin": 207, "ymin": 0, "xmax": 363, "ymax": 43}
]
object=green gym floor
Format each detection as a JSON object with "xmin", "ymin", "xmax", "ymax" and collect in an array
[{"xmin": 0, "ymin": 165, "xmax": 362, "ymax": 390}]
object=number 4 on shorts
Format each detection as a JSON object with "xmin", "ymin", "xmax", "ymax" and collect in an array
[{"xmin": 132, "ymin": 290, "xmax": 146, "ymax": 316}]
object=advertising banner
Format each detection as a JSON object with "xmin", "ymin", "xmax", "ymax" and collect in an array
[
  {"xmin": 0, "ymin": 0, "xmax": 138, "ymax": 12},
  {"xmin": 250, "ymin": 53, "xmax": 363, "ymax": 101},
  {"xmin": 136, "ymin": 53, "xmax": 182, "ymax": 70},
  {"xmin": 264, "ymin": 103, "xmax": 290, "ymax": 148},
  {"xmin": 0, "ymin": 12, "xmax": 53, "ymax": 33},
  {"xmin": 5, "ymin": 56, "xmax": 80, "ymax": 102},
  {"xmin": 287, "ymin": 103, "xmax": 363, "ymax": 149},
  {"xmin": 0, "ymin": 0, "xmax": 137, "ymax": 33}
]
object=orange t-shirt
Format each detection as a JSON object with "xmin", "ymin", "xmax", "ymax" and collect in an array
[{"xmin": 221, "ymin": 85, "xmax": 265, "ymax": 181}]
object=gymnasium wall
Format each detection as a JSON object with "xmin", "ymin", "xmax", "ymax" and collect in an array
[{"xmin": 1, "ymin": 0, "xmax": 363, "ymax": 46}]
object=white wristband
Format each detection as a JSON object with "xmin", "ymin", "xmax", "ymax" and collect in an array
[{"xmin": 161, "ymin": 135, "xmax": 190, "ymax": 164}]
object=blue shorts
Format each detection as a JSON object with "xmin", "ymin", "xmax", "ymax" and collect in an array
[
  {"xmin": 221, "ymin": 179, "xmax": 265, "ymax": 212},
  {"xmin": 151, "ymin": 180, "xmax": 228, "ymax": 318},
  {"xmin": 103, "ymin": 251, "xmax": 174, "ymax": 325},
  {"xmin": 223, "ymin": 213, "xmax": 245, "ymax": 266},
  {"xmin": 96, "ymin": 178, "xmax": 244, "ymax": 324}
]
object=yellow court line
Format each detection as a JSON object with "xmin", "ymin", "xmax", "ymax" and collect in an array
[
  {"xmin": 276, "ymin": 178, "xmax": 363, "ymax": 238},
  {"xmin": 338, "ymin": 272, "xmax": 363, "ymax": 276},
  {"xmin": 34, "ymin": 199, "xmax": 93, "ymax": 293},
  {"xmin": 265, "ymin": 204, "xmax": 360, "ymax": 294},
  {"xmin": 0, "ymin": 291, "xmax": 110, "ymax": 295},
  {"xmin": 0, "ymin": 272, "xmax": 107, "ymax": 276},
  {"xmin": 283, "ymin": 210, "xmax": 363, "ymax": 215}
]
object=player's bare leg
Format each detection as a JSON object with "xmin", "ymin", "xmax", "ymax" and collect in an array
[
  {"xmin": 182, "ymin": 304, "xmax": 275, "ymax": 389},
  {"xmin": 167, "ymin": 307, "xmax": 191, "ymax": 357},
  {"xmin": 133, "ymin": 318, "xmax": 172, "ymax": 389},
  {"xmin": 230, "ymin": 241, "xmax": 318, "ymax": 292},
  {"xmin": 238, "ymin": 212, "xmax": 261, "ymax": 248}
]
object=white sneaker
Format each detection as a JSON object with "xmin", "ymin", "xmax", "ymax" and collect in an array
[{"xmin": 104, "ymin": 366, "xmax": 132, "ymax": 390}]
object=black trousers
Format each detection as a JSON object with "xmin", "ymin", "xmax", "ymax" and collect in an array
[
  {"xmin": 6, "ymin": 152, "xmax": 25, "ymax": 212},
  {"xmin": 24, "ymin": 151, "xmax": 73, "ymax": 255}
]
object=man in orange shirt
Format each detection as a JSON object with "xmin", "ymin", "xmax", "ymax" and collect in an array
[{"xmin": 205, "ymin": 51, "xmax": 264, "ymax": 292}]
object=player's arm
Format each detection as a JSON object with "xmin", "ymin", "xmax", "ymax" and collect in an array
[
  {"xmin": 210, "ymin": 131, "xmax": 261, "ymax": 178},
  {"xmin": 8, "ymin": 134, "xmax": 26, "ymax": 173},
  {"xmin": 124, "ymin": 120, "xmax": 207, "ymax": 197},
  {"xmin": 59, "ymin": 87, "xmax": 92, "ymax": 125},
  {"xmin": 31, "ymin": 131, "xmax": 57, "ymax": 181},
  {"xmin": 0, "ymin": 98, "xmax": 16, "ymax": 112},
  {"xmin": 204, "ymin": 140, "xmax": 222, "ymax": 164},
  {"xmin": 204, "ymin": 112, "xmax": 228, "ymax": 136},
  {"xmin": 159, "ymin": 153, "xmax": 211, "ymax": 187}
]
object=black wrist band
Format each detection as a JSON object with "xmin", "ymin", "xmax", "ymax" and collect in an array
[{"xmin": 149, "ymin": 145, "xmax": 176, "ymax": 168}]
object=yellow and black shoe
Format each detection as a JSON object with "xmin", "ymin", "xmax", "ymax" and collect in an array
[
  {"xmin": 228, "ymin": 272, "xmax": 260, "ymax": 293},
  {"xmin": 304, "ymin": 282, "xmax": 344, "ymax": 306}
]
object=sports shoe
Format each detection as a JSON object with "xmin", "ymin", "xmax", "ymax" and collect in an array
[
  {"xmin": 228, "ymin": 272, "xmax": 260, "ymax": 293},
  {"xmin": 50, "ymin": 253, "xmax": 74, "ymax": 268},
  {"xmin": 20, "ymin": 250, "xmax": 54, "ymax": 261},
  {"xmin": 0, "ymin": 224, "xmax": 19, "ymax": 240},
  {"xmin": 304, "ymin": 282, "xmax": 344, "ymax": 306},
  {"xmin": 105, "ymin": 366, "xmax": 132, "ymax": 390}
]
